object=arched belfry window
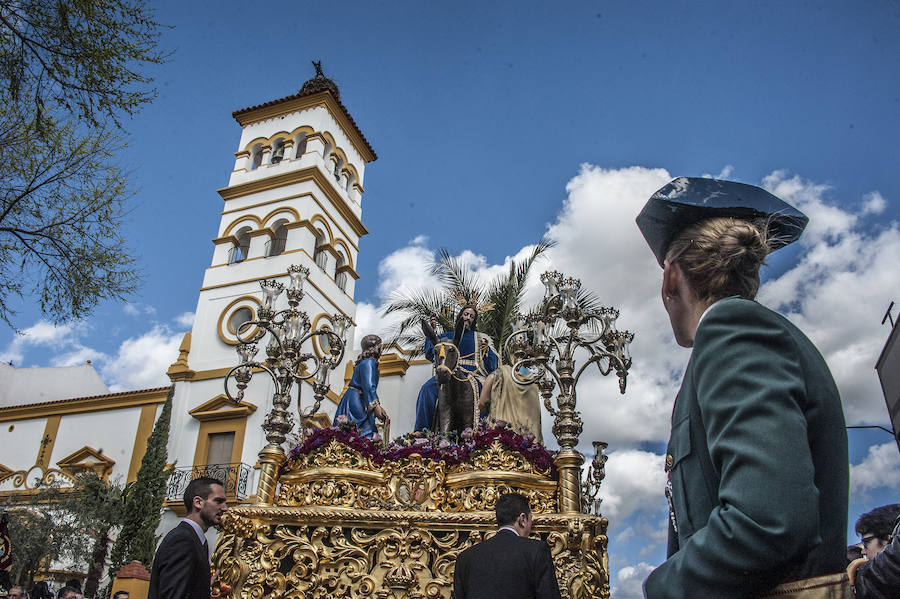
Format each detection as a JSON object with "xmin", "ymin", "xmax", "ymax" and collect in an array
[
  {"xmin": 268, "ymin": 220, "xmax": 288, "ymax": 257},
  {"xmin": 271, "ymin": 138, "xmax": 285, "ymax": 164},
  {"xmin": 230, "ymin": 226, "xmax": 251, "ymax": 263},
  {"xmin": 314, "ymin": 230, "xmax": 328, "ymax": 270},
  {"xmin": 333, "ymin": 156, "xmax": 344, "ymax": 181},
  {"xmin": 294, "ymin": 133, "xmax": 307, "ymax": 159},
  {"xmin": 335, "ymin": 254, "xmax": 348, "ymax": 292},
  {"xmin": 249, "ymin": 144, "xmax": 264, "ymax": 170}
]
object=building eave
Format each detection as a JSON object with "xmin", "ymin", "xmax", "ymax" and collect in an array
[{"xmin": 233, "ymin": 89, "xmax": 377, "ymax": 163}]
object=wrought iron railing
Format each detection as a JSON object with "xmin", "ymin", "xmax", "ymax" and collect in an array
[{"xmin": 165, "ymin": 463, "xmax": 252, "ymax": 501}]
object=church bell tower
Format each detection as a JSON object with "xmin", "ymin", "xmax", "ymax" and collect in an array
[{"xmin": 164, "ymin": 65, "xmax": 377, "ymax": 511}]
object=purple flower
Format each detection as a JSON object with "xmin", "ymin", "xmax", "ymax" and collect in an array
[
  {"xmin": 495, "ymin": 419, "xmax": 508, "ymax": 428},
  {"xmin": 438, "ymin": 439, "xmax": 451, "ymax": 449},
  {"xmin": 336, "ymin": 414, "xmax": 349, "ymax": 425},
  {"xmin": 372, "ymin": 433, "xmax": 383, "ymax": 442},
  {"xmin": 414, "ymin": 437, "xmax": 429, "ymax": 446},
  {"xmin": 460, "ymin": 428, "xmax": 474, "ymax": 440}
]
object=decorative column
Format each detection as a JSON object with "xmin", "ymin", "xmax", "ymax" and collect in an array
[{"xmin": 255, "ymin": 392, "xmax": 292, "ymax": 505}]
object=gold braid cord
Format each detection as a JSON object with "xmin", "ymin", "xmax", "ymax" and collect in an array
[{"xmin": 212, "ymin": 440, "xmax": 610, "ymax": 599}]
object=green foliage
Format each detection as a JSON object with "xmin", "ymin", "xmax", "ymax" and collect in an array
[
  {"xmin": 54, "ymin": 472, "xmax": 126, "ymax": 598},
  {"xmin": 0, "ymin": 0, "xmax": 168, "ymax": 130},
  {"xmin": 5, "ymin": 504, "xmax": 59, "ymax": 587},
  {"xmin": 0, "ymin": 110, "xmax": 139, "ymax": 328},
  {"xmin": 383, "ymin": 239, "xmax": 555, "ymax": 359},
  {"xmin": 4, "ymin": 472, "xmax": 125, "ymax": 590},
  {"xmin": 0, "ymin": 0, "xmax": 168, "ymax": 328},
  {"xmin": 108, "ymin": 385, "xmax": 173, "ymax": 574}
]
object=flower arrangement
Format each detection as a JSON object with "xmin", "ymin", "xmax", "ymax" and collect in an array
[
  {"xmin": 288, "ymin": 417, "xmax": 387, "ymax": 466},
  {"xmin": 286, "ymin": 419, "xmax": 556, "ymax": 476}
]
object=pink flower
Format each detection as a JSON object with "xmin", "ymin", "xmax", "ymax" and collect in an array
[
  {"xmin": 372, "ymin": 433, "xmax": 383, "ymax": 442},
  {"xmin": 495, "ymin": 419, "xmax": 508, "ymax": 428},
  {"xmin": 336, "ymin": 414, "xmax": 349, "ymax": 425},
  {"xmin": 414, "ymin": 437, "xmax": 429, "ymax": 446},
  {"xmin": 461, "ymin": 428, "xmax": 474, "ymax": 440},
  {"xmin": 438, "ymin": 439, "xmax": 451, "ymax": 449}
]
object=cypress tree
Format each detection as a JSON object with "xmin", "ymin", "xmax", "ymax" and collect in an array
[{"xmin": 108, "ymin": 384, "xmax": 174, "ymax": 575}]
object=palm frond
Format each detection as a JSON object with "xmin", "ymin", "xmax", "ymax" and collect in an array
[
  {"xmin": 382, "ymin": 288, "xmax": 456, "ymax": 356},
  {"xmin": 482, "ymin": 238, "xmax": 555, "ymax": 355},
  {"xmin": 430, "ymin": 248, "xmax": 485, "ymax": 307},
  {"xmin": 380, "ymin": 238, "xmax": 554, "ymax": 360}
]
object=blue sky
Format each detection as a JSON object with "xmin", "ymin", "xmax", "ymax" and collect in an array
[{"xmin": 3, "ymin": 2, "xmax": 900, "ymax": 596}]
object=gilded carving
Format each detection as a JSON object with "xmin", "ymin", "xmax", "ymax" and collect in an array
[
  {"xmin": 448, "ymin": 440, "xmax": 550, "ymax": 477},
  {"xmin": 1, "ymin": 465, "xmax": 75, "ymax": 490},
  {"xmin": 213, "ymin": 430, "xmax": 607, "ymax": 599},
  {"xmin": 277, "ymin": 438, "xmax": 557, "ymax": 514},
  {"xmin": 212, "ymin": 507, "xmax": 608, "ymax": 599}
]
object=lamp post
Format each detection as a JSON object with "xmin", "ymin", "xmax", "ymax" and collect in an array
[
  {"xmin": 224, "ymin": 264, "xmax": 350, "ymax": 505},
  {"xmin": 505, "ymin": 270, "xmax": 633, "ymax": 514}
]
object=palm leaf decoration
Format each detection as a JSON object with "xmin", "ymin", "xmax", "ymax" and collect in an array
[{"xmin": 383, "ymin": 238, "xmax": 555, "ymax": 359}]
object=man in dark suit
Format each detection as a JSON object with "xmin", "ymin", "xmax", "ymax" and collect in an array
[
  {"xmin": 452, "ymin": 493, "xmax": 561, "ymax": 599},
  {"xmin": 149, "ymin": 476, "xmax": 228, "ymax": 599}
]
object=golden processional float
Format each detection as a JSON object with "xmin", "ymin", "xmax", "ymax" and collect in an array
[{"xmin": 213, "ymin": 265, "xmax": 634, "ymax": 599}]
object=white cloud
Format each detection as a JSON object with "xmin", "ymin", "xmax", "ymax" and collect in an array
[
  {"xmin": 0, "ymin": 320, "xmax": 83, "ymax": 364},
  {"xmin": 0, "ymin": 318, "xmax": 187, "ymax": 392},
  {"xmin": 758, "ymin": 174, "xmax": 900, "ymax": 425},
  {"xmin": 600, "ymin": 450, "xmax": 667, "ymax": 522},
  {"xmin": 50, "ymin": 346, "xmax": 107, "ymax": 367},
  {"xmin": 861, "ymin": 191, "xmax": 887, "ymax": 216},
  {"xmin": 599, "ymin": 449, "xmax": 670, "ymax": 562},
  {"xmin": 762, "ymin": 171, "xmax": 856, "ymax": 243},
  {"xmin": 174, "ymin": 311, "xmax": 195, "ymax": 328},
  {"xmin": 543, "ymin": 164, "xmax": 687, "ymax": 445},
  {"xmin": 701, "ymin": 165, "xmax": 734, "ymax": 180},
  {"xmin": 123, "ymin": 302, "xmax": 158, "ymax": 317},
  {"xmin": 352, "ymin": 301, "xmax": 403, "ymax": 347},
  {"xmin": 375, "ymin": 242, "xmax": 439, "ymax": 301},
  {"xmin": 100, "ymin": 325, "xmax": 184, "ymax": 392},
  {"xmin": 850, "ymin": 442, "xmax": 900, "ymax": 494},
  {"xmin": 611, "ymin": 562, "xmax": 655, "ymax": 599}
]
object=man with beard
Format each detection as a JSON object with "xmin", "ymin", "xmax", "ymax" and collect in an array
[
  {"xmin": 149, "ymin": 477, "xmax": 228, "ymax": 599},
  {"xmin": 414, "ymin": 305, "xmax": 498, "ymax": 431}
]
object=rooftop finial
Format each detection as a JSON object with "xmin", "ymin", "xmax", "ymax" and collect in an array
[{"xmin": 312, "ymin": 60, "xmax": 324, "ymax": 78}]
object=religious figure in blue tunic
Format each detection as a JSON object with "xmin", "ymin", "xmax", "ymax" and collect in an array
[
  {"xmin": 333, "ymin": 334, "xmax": 388, "ymax": 438},
  {"xmin": 414, "ymin": 306, "xmax": 499, "ymax": 431}
]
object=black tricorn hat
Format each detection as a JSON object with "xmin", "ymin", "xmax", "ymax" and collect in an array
[{"xmin": 636, "ymin": 177, "xmax": 809, "ymax": 268}]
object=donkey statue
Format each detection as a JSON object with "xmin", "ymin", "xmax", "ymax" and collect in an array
[{"xmin": 422, "ymin": 319, "xmax": 481, "ymax": 434}]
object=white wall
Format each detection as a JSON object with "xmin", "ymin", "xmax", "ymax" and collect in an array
[{"xmin": 53, "ymin": 407, "xmax": 144, "ymax": 480}]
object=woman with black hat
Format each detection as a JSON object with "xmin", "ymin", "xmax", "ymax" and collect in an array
[{"xmin": 637, "ymin": 178, "xmax": 850, "ymax": 598}]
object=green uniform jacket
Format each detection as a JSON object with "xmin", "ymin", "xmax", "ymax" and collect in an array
[{"xmin": 644, "ymin": 298, "xmax": 848, "ymax": 598}]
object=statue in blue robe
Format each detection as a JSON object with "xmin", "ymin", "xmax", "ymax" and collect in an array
[
  {"xmin": 414, "ymin": 306, "xmax": 498, "ymax": 431},
  {"xmin": 333, "ymin": 334, "xmax": 387, "ymax": 438}
]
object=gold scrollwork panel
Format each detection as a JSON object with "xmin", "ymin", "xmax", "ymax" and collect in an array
[
  {"xmin": 211, "ymin": 508, "xmax": 608, "ymax": 599},
  {"xmin": 277, "ymin": 440, "xmax": 558, "ymax": 513}
]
